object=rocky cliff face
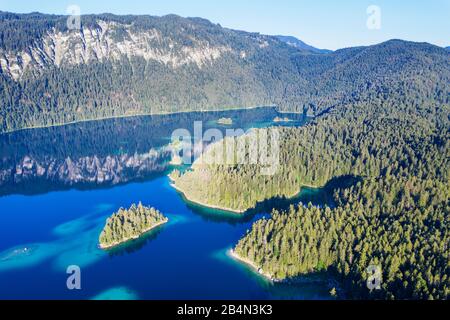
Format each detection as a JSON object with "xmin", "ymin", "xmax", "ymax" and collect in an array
[
  {"xmin": 0, "ymin": 20, "xmax": 233, "ymax": 80},
  {"xmin": 1, "ymin": 12, "xmax": 448, "ymax": 134}
]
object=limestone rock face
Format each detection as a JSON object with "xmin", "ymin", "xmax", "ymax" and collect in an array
[{"xmin": 0, "ymin": 20, "xmax": 232, "ymax": 80}]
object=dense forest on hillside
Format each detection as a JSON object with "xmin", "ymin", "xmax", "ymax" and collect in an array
[
  {"xmin": 172, "ymin": 82, "xmax": 450, "ymax": 298},
  {"xmin": 171, "ymin": 87, "xmax": 449, "ymax": 212},
  {"xmin": 0, "ymin": 12, "xmax": 448, "ymax": 132},
  {"xmin": 235, "ymin": 174, "xmax": 449, "ymax": 300}
]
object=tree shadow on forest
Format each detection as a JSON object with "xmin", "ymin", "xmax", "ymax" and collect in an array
[
  {"xmin": 188, "ymin": 175, "xmax": 363, "ymax": 225},
  {"xmin": 246, "ymin": 175, "xmax": 363, "ymax": 214}
]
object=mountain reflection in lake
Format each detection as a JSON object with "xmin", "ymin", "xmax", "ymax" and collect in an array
[
  {"xmin": 0, "ymin": 107, "xmax": 307, "ymax": 197},
  {"xmin": 0, "ymin": 107, "xmax": 335, "ymax": 300}
]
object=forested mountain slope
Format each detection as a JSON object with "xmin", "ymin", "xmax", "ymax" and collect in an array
[
  {"xmin": 171, "ymin": 84, "xmax": 450, "ymax": 298},
  {"xmin": 172, "ymin": 92, "xmax": 449, "ymax": 210},
  {"xmin": 0, "ymin": 12, "xmax": 448, "ymax": 132}
]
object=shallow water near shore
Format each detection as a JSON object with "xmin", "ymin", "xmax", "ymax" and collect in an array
[{"xmin": 0, "ymin": 107, "xmax": 334, "ymax": 299}]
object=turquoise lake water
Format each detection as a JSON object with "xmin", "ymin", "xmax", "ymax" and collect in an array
[{"xmin": 0, "ymin": 107, "xmax": 333, "ymax": 299}]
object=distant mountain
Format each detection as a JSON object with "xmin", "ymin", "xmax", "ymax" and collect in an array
[
  {"xmin": 0, "ymin": 12, "xmax": 448, "ymax": 133},
  {"xmin": 275, "ymin": 35, "xmax": 332, "ymax": 53}
]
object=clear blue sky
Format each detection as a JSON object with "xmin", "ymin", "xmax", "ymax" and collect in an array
[{"xmin": 1, "ymin": 0, "xmax": 449, "ymax": 50}]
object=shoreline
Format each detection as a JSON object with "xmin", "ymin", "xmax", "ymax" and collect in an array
[
  {"xmin": 99, "ymin": 219, "xmax": 169, "ymax": 250},
  {"xmin": 227, "ymin": 249, "xmax": 278, "ymax": 282},
  {"xmin": 1, "ymin": 105, "xmax": 277, "ymax": 134},
  {"xmin": 228, "ymin": 249, "xmax": 333, "ymax": 287},
  {"xmin": 168, "ymin": 176, "xmax": 246, "ymax": 214},
  {"xmin": 285, "ymin": 182, "xmax": 324, "ymax": 199},
  {"xmin": 169, "ymin": 174, "xmax": 324, "ymax": 214}
]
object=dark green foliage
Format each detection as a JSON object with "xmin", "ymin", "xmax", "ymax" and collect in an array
[
  {"xmin": 2, "ymin": 12, "xmax": 449, "ymax": 299},
  {"xmin": 174, "ymin": 83, "xmax": 449, "ymax": 299},
  {"xmin": 235, "ymin": 167, "xmax": 449, "ymax": 299},
  {"xmin": 173, "ymin": 90, "xmax": 449, "ymax": 212},
  {"xmin": 1, "ymin": 13, "xmax": 449, "ymax": 132},
  {"xmin": 99, "ymin": 202, "xmax": 168, "ymax": 248}
]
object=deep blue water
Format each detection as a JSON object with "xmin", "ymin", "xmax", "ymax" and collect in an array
[{"xmin": 0, "ymin": 107, "xmax": 333, "ymax": 299}]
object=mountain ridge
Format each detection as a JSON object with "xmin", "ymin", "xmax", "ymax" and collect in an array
[
  {"xmin": 275, "ymin": 35, "xmax": 332, "ymax": 53},
  {"xmin": 0, "ymin": 11, "xmax": 448, "ymax": 133}
]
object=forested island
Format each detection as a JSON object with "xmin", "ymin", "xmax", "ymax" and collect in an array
[{"xmin": 99, "ymin": 203, "xmax": 168, "ymax": 249}]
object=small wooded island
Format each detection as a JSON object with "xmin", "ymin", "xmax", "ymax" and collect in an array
[
  {"xmin": 99, "ymin": 203, "xmax": 168, "ymax": 249},
  {"xmin": 217, "ymin": 117, "xmax": 233, "ymax": 125}
]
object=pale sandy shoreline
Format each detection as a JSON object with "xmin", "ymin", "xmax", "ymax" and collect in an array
[
  {"xmin": 228, "ymin": 249, "xmax": 336, "ymax": 287},
  {"xmin": 168, "ymin": 176, "xmax": 246, "ymax": 214},
  {"xmin": 99, "ymin": 219, "xmax": 169, "ymax": 250},
  {"xmin": 168, "ymin": 174, "xmax": 323, "ymax": 214},
  {"xmin": 227, "ymin": 248, "xmax": 278, "ymax": 282}
]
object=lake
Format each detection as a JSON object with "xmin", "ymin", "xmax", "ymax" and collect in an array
[{"xmin": 0, "ymin": 107, "xmax": 333, "ymax": 299}]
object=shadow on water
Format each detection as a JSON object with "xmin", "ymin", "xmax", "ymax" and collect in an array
[
  {"xmin": 185, "ymin": 201, "xmax": 257, "ymax": 225},
  {"xmin": 0, "ymin": 166, "xmax": 172, "ymax": 198},
  {"xmin": 324, "ymin": 175, "xmax": 363, "ymax": 191},
  {"xmin": 187, "ymin": 175, "xmax": 363, "ymax": 225},
  {"xmin": 256, "ymin": 271, "xmax": 335, "ymax": 300},
  {"xmin": 103, "ymin": 224, "xmax": 167, "ymax": 257},
  {"xmin": 247, "ymin": 174, "xmax": 363, "ymax": 215}
]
